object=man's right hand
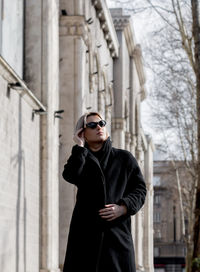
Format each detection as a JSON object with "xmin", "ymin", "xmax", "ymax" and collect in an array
[{"xmin": 73, "ymin": 128, "xmax": 85, "ymax": 147}]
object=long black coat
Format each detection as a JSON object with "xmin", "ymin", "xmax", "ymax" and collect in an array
[{"xmin": 62, "ymin": 140, "xmax": 146, "ymax": 272}]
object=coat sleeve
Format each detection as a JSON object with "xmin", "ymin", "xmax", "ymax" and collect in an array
[
  {"xmin": 118, "ymin": 156, "xmax": 147, "ymax": 216},
  {"xmin": 62, "ymin": 145, "xmax": 88, "ymax": 186}
]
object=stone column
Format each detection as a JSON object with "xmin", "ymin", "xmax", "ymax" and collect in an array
[
  {"xmin": 129, "ymin": 57, "xmax": 136, "ymax": 156},
  {"xmin": 130, "ymin": 134, "xmax": 136, "ymax": 156},
  {"xmin": 125, "ymin": 131, "xmax": 131, "ymax": 151},
  {"xmin": 112, "ymin": 29, "xmax": 126, "ymax": 148},
  {"xmin": 25, "ymin": 0, "xmax": 60, "ymax": 271},
  {"xmin": 143, "ymin": 136, "xmax": 154, "ymax": 272},
  {"xmin": 40, "ymin": 0, "xmax": 60, "ymax": 271},
  {"xmin": 111, "ymin": 117, "xmax": 125, "ymax": 149},
  {"xmin": 59, "ymin": 15, "xmax": 87, "ymax": 269},
  {"xmin": 135, "ymin": 96, "xmax": 143, "ymax": 164},
  {"xmin": 134, "ymin": 134, "xmax": 145, "ymax": 272},
  {"xmin": 134, "ymin": 209, "xmax": 144, "ymax": 272}
]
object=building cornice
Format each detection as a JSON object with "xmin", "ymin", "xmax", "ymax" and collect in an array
[
  {"xmin": 0, "ymin": 55, "xmax": 46, "ymax": 111},
  {"xmin": 124, "ymin": 17, "xmax": 136, "ymax": 59},
  {"xmin": 92, "ymin": 0, "xmax": 119, "ymax": 57},
  {"xmin": 59, "ymin": 1, "xmax": 119, "ymax": 58}
]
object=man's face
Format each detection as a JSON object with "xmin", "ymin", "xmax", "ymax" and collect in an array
[{"xmin": 84, "ymin": 115, "xmax": 107, "ymax": 144}]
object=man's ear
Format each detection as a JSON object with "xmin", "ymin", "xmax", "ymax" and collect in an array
[{"xmin": 78, "ymin": 128, "xmax": 84, "ymax": 138}]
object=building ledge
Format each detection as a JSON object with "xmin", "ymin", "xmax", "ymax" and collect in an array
[{"xmin": 0, "ymin": 55, "xmax": 46, "ymax": 112}]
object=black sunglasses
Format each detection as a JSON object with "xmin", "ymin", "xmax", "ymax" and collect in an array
[{"xmin": 86, "ymin": 120, "xmax": 106, "ymax": 129}]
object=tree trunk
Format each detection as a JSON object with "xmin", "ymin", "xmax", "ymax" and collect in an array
[{"xmin": 191, "ymin": 0, "xmax": 200, "ymax": 271}]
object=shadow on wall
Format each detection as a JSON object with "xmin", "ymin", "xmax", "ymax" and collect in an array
[{"xmin": 10, "ymin": 96, "xmax": 27, "ymax": 272}]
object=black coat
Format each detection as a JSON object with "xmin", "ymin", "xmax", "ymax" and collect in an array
[{"xmin": 62, "ymin": 139, "xmax": 146, "ymax": 272}]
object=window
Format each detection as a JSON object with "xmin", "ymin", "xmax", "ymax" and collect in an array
[
  {"xmin": 153, "ymin": 175, "xmax": 161, "ymax": 186},
  {"xmin": 154, "ymin": 247, "xmax": 160, "ymax": 257},
  {"xmin": 154, "ymin": 212, "xmax": 161, "ymax": 223},
  {"xmin": 155, "ymin": 229, "xmax": 162, "ymax": 239},
  {"xmin": 155, "ymin": 194, "xmax": 161, "ymax": 204}
]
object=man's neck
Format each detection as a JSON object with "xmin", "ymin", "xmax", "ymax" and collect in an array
[{"xmin": 88, "ymin": 142, "xmax": 103, "ymax": 152}]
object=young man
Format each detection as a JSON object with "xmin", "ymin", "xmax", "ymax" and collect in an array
[{"xmin": 62, "ymin": 112, "xmax": 146, "ymax": 272}]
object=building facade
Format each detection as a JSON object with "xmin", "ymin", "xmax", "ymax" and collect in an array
[
  {"xmin": 0, "ymin": 1, "xmax": 154, "ymax": 272},
  {"xmin": 153, "ymin": 157, "xmax": 188, "ymax": 272}
]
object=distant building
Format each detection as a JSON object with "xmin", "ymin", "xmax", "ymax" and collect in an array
[{"xmin": 153, "ymin": 152, "xmax": 187, "ymax": 272}]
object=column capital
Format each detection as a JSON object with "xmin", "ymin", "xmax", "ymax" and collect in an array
[
  {"xmin": 60, "ymin": 16, "xmax": 90, "ymax": 46},
  {"xmin": 111, "ymin": 117, "xmax": 125, "ymax": 130},
  {"xmin": 125, "ymin": 131, "xmax": 131, "ymax": 143}
]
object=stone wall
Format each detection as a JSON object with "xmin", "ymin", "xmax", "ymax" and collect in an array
[{"xmin": 0, "ymin": 58, "xmax": 41, "ymax": 272}]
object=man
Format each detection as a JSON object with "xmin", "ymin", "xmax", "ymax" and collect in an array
[{"xmin": 62, "ymin": 112, "xmax": 146, "ymax": 272}]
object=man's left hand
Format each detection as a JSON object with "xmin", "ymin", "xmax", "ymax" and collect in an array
[{"xmin": 99, "ymin": 204, "xmax": 127, "ymax": 221}]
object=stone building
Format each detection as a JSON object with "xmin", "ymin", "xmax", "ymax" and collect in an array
[
  {"xmin": 0, "ymin": 0, "xmax": 154, "ymax": 272},
  {"xmin": 153, "ymin": 154, "xmax": 188, "ymax": 272}
]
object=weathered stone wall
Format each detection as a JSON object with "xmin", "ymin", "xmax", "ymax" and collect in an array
[{"xmin": 0, "ymin": 70, "xmax": 40, "ymax": 272}]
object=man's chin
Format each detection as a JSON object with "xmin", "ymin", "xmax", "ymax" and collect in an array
[{"xmin": 93, "ymin": 136, "xmax": 106, "ymax": 143}]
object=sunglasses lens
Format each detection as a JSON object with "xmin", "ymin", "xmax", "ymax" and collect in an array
[
  {"xmin": 99, "ymin": 120, "xmax": 106, "ymax": 127},
  {"xmin": 86, "ymin": 122, "xmax": 97, "ymax": 129},
  {"xmin": 86, "ymin": 120, "xmax": 106, "ymax": 129}
]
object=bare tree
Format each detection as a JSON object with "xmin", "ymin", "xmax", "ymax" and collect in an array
[
  {"xmin": 191, "ymin": 1, "xmax": 200, "ymax": 271},
  {"xmin": 107, "ymin": 0, "xmax": 200, "ymax": 271}
]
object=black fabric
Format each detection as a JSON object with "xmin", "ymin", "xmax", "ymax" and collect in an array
[
  {"xmin": 62, "ymin": 140, "xmax": 146, "ymax": 272},
  {"xmin": 87, "ymin": 137, "xmax": 112, "ymax": 171}
]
